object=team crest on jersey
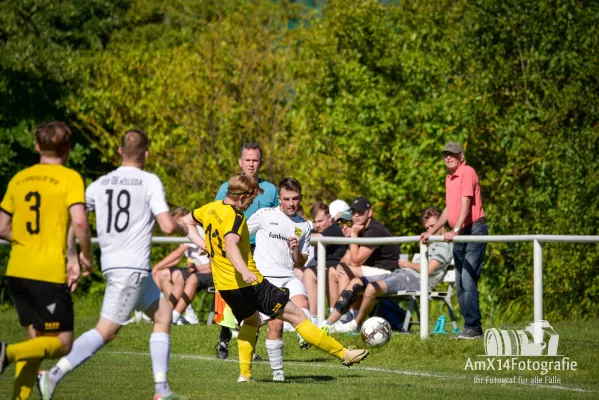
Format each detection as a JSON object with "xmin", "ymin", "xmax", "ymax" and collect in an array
[{"xmin": 294, "ymin": 227, "xmax": 302, "ymax": 238}]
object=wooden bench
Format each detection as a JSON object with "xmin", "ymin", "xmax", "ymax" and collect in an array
[{"xmin": 381, "ymin": 265, "xmax": 458, "ymax": 333}]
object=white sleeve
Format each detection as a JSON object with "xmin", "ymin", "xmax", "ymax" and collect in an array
[
  {"xmin": 147, "ymin": 174, "xmax": 170, "ymax": 216},
  {"xmin": 246, "ymin": 211, "xmax": 262, "ymax": 235},
  {"xmin": 301, "ymin": 226, "xmax": 311, "ymax": 256},
  {"xmin": 85, "ymin": 181, "xmax": 96, "ymax": 212}
]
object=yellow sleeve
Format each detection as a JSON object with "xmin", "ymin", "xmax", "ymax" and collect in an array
[
  {"xmin": 192, "ymin": 204, "xmax": 208, "ymax": 226},
  {"xmin": 0, "ymin": 177, "xmax": 15, "ymax": 215},
  {"xmin": 225, "ymin": 209, "xmax": 246, "ymax": 237},
  {"xmin": 65, "ymin": 171, "xmax": 85, "ymax": 208}
]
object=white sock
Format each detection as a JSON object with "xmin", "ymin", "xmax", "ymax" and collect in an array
[
  {"xmin": 50, "ymin": 329, "xmax": 104, "ymax": 385},
  {"xmin": 265, "ymin": 338, "xmax": 284, "ymax": 371},
  {"xmin": 150, "ymin": 332, "xmax": 171, "ymax": 396},
  {"xmin": 301, "ymin": 308, "xmax": 311, "ymax": 320},
  {"xmin": 310, "ymin": 315, "xmax": 318, "ymax": 324},
  {"xmin": 185, "ymin": 303, "xmax": 195, "ymax": 317},
  {"xmin": 350, "ymin": 309, "xmax": 359, "ymax": 319},
  {"xmin": 172, "ymin": 310, "xmax": 181, "ymax": 323}
]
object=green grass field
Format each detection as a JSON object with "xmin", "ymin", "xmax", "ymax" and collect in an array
[{"xmin": 1, "ymin": 307, "xmax": 598, "ymax": 400}]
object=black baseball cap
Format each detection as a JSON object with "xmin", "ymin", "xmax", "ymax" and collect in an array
[{"xmin": 351, "ymin": 197, "xmax": 371, "ymax": 212}]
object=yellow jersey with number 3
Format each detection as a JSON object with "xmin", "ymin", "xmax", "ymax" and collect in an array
[
  {"xmin": 0, "ymin": 164, "xmax": 85, "ymax": 284},
  {"xmin": 192, "ymin": 201, "xmax": 263, "ymax": 290}
]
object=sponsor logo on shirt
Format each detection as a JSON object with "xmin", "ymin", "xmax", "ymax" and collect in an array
[{"xmin": 268, "ymin": 232, "xmax": 288, "ymax": 241}]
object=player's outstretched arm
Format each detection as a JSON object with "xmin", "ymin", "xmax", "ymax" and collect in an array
[
  {"xmin": 224, "ymin": 234, "xmax": 257, "ymax": 284},
  {"xmin": 70, "ymin": 204, "xmax": 92, "ymax": 272},
  {"xmin": 180, "ymin": 213, "xmax": 207, "ymax": 251},
  {"xmin": 0, "ymin": 210, "xmax": 12, "ymax": 241},
  {"xmin": 156, "ymin": 211, "xmax": 188, "ymax": 236}
]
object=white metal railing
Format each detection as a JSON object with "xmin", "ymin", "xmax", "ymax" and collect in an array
[
  {"xmin": 3, "ymin": 234, "xmax": 599, "ymax": 342},
  {"xmin": 310, "ymin": 235, "xmax": 599, "ymax": 342}
]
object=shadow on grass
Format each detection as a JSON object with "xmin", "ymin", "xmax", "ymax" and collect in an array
[
  {"xmin": 261, "ymin": 375, "xmax": 338, "ymax": 383},
  {"xmin": 261, "ymin": 374, "xmax": 367, "ymax": 383}
]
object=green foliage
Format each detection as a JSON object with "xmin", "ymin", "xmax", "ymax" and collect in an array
[{"xmin": 1, "ymin": 0, "xmax": 599, "ymax": 323}]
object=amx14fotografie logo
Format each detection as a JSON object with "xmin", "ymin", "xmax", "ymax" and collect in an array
[{"xmin": 465, "ymin": 321, "xmax": 577, "ymax": 385}]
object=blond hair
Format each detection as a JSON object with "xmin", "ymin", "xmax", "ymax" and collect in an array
[
  {"xmin": 226, "ymin": 173, "xmax": 264, "ymax": 200},
  {"xmin": 35, "ymin": 121, "xmax": 72, "ymax": 157}
]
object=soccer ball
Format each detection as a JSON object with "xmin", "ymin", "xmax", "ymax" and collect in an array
[{"xmin": 360, "ymin": 317, "xmax": 392, "ymax": 347}]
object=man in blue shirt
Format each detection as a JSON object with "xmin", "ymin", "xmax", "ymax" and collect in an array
[{"xmin": 214, "ymin": 142, "xmax": 278, "ymax": 359}]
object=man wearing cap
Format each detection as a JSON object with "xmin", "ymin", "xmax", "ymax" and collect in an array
[
  {"xmin": 322, "ymin": 197, "xmax": 399, "ymax": 327},
  {"xmin": 421, "ymin": 142, "xmax": 488, "ymax": 339},
  {"xmin": 341, "ymin": 197, "xmax": 400, "ymax": 283}
]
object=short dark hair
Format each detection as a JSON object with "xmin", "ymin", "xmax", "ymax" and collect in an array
[
  {"xmin": 278, "ymin": 177, "xmax": 302, "ymax": 194},
  {"xmin": 120, "ymin": 129, "xmax": 149, "ymax": 161},
  {"xmin": 240, "ymin": 142, "xmax": 262, "ymax": 160},
  {"xmin": 35, "ymin": 121, "xmax": 72, "ymax": 157},
  {"xmin": 420, "ymin": 206, "xmax": 443, "ymax": 226},
  {"xmin": 310, "ymin": 201, "xmax": 329, "ymax": 220}
]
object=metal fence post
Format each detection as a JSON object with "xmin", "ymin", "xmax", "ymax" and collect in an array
[
  {"xmin": 533, "ymin": 238, "xmax": 543, "ymax": 344},
  {"xmin": 419, "ymin": 242, "xmax": 429, "ymax": 339},
  {"xmin": 317, "ymin": 241, "xmax": 327, "ymax": 325}
]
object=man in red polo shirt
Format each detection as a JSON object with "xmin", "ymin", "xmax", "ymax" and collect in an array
[{"xmin": 421, "ymin": 142, "xmax": 488, "ymax": 339}]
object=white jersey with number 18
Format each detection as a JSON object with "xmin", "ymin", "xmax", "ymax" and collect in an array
[
  {"xmin": 247, "ymin": 207, "xmax": 311, "ymax": 278},
  {"xmin": 86, "ymin": 166, "xmax": 170, "ymax": 272}
]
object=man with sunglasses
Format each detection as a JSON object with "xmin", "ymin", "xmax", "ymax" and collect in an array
[
  {"xmin": 321, "ymin": 198, "xmax": 399, "ymax": 329},
  {"xmin": 332, "ymin": 206, "xmax": 453, "ymax": 333}
]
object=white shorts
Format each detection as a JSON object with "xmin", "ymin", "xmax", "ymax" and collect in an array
[
  {"xmin": 265, "ymin": 275, "xmax": 308, "ymax": 299},
  {"xmin": 100, "ymin": 269, "xmax": 162, "ymax": 325},
  {"xmin": 361, "ymin": 265, "xmax": 392, "ymax": 279},
  {"xmin": 259, "ymin": 275, "xmax": 307, "ymax": 323}
]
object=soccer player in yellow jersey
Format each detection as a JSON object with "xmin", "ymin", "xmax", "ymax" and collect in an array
[
  {"xmin": 0, "ymin": 121, "xmax": 93, "ymax": 400},
  {"xmin": 181, "ymin": 173, "xmax": 369, "ymax": 382}
]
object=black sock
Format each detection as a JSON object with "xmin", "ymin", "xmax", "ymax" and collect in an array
[{"xmin": 219, "ymin": 326, "xmax": 232, "ymax": 342}]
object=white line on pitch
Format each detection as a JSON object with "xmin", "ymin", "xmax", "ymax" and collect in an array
[{"xmin": 106, "ymin": 351, "xmax": 596, "ymax": 393}]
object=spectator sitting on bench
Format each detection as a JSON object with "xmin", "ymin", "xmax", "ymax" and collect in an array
[
  {"xmin": 152, "ymin": 207, "xmax": 213, "ymax": 325},
  {"xmin": 326, "ymin": 206, "xmax": 453, "ymax": 333},
  {"xmin": 335, "ymin": 197, "xmax": 400, "ymax": 290},
  {"xmin": 324, "ymin": 197, "xmax": 400, "ymax": 326}
]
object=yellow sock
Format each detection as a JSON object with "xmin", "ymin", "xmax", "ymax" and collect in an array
[
  {"xmin": 295, "ymin": 319, "xmax": 346, "ymax": 359},
  {"xmin": 12, "ymin": 359, "xmax": 41, "ymax": 400},
  {"xmin": 6, "ymin": 337, "xmax": 64, "ymax": 363},
  {"xmin": 237, "ymin": 324, "xmax": 258, "ymax": 378}
]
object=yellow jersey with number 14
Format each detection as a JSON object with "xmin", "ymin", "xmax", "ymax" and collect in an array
[
  {"xmin": 192, "ymin": 200, "xmax": 262, "ymax": 290},
  {"xmin": 0, "ymin": 164, "xmax": 85, "ymax": 284}
]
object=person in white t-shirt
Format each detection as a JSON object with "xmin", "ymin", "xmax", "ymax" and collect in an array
[
  {"xmin": 38, "ymin": 130, "xmax": 188, "ymax": 400},
  {"xmin": 153, "ymin": 207, "xmax": 212, "ymax": 325},
  {"xmin": 246, "ymin": 178, "xmax": 311, "ymax": 382}
]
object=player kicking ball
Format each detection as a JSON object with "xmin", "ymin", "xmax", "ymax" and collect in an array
[
  {"xmin": 247, "ymin": 177, "xmax": 315, "ymax": 381},
  {"xmin": 181, "ymin": 173, "xmax": 369, "ymax": 383},
  {"xmin": 37, "ymin": 130, "xmax": 188, "ymax": 400}
]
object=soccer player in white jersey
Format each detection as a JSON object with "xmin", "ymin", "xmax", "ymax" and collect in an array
[
  {"xmin": 246, "ymin": 177, "xmax": 312, "ymax": 382},
  {"xmin": 38, "ymin": 130, "xmax": 188, "ymax": 400}
]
